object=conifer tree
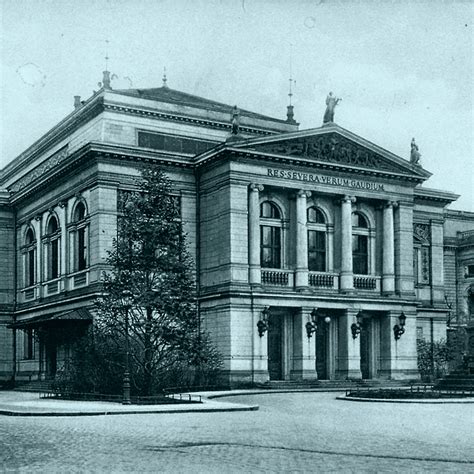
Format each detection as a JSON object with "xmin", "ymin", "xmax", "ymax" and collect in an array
[{"xmin": 96, "ymin": 166, "xmax": 220, "ymax": 395}]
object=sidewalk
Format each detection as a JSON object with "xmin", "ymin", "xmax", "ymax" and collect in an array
[{"xmin": 0, "ymin": 390, "xmax": 259, "ymax": 417}]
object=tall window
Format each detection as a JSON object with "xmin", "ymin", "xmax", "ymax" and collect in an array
[
  {"xmin": 260, "ymin": 201, "xmax": 282, "ymax": 268},
  {"xmin": 45, "ymin": 215, "xmax": 60, "ymax": 280},
  {"xmin": 352, "ymin": 212, "xmax": 369, "ymax": 275},
  {"xmin": 23, "ymin": 228, "xmax": 36, "ymax": 287},
  {"xmin": 72, "ymin": 202, "xmax": 88, "ymax": 271},
  {"xmin": 307, "ymin": 206, "xmax": 327, "ymax": 272},
  {"xmin": 23, "ymin": 329, "xmax": 34, "ymax": 360}
]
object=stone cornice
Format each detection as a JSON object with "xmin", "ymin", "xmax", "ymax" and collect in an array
[
  {"xmin": 7, "ymin": 142, "xmax": 197, "ymax": 204},
  {"xmin": 1, "ymin": 94, "xmax": 104, "ymax": 184},
  {"xmin": 103, "ymin": 102, "xmax": 276, "ymax": 137},
  {"xmin": 195, "ymin": 147, "xmax": 427, "ymax": 184},
  {"xmin": 414, "ymin": 186, "xmax": 459, "ymax": 204},
  {"xmin": 227, "ymin": 123, "xmax": 432, "ymax": 179}
]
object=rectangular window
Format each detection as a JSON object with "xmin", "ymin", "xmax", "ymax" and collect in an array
[
  {"xmin": 50, "ymin": 239, "xmax": 59, "ymax": 279},
  {"xmin": 414, "ymin": 246, "xmax": 430, "ymax": 285},
  {"xmin": 28, "ymin": 249, "xmax": 35, "ymax": 286},
  {"xmin": 77, "ymin": 227, "xmax": 87, "ymax": 271},
  {"xmin": 308, "ymin": 230, "xmax": 326, "ymax": 272},
  {"xmin": 261, "ymin": 226, "xmax": 281, "ymax": 268},
  {"xmin": 23, "ymin": 329, "xmax": 34, "ymax": 359},
  {"xmin": 353, "ymin": 235, "xmax": 368, "ymax": 275},
  {"xmin": 138, "ymin": 131, "xmax": 216, "ymax": 155},
  {"xmin": 466, "ymin": 265, "xmax": 474, "ymax": 278}
]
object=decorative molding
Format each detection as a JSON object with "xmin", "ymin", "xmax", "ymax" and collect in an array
[
  {"xmin": 104, "ymin": 104, "xmax": 276, "ymax": 137},
  {"xmin": 247, "ymin": 133, "xmax": 410, "ymax": 175},
  {"xmin": 249, "ymin": 183, "xmax": 264, "ymax": 192},
  {"xmin": 413, "ymin": 223, "xmax": 431, "ymax": 244},
  {"xmin": 8, "ymin": 146, "xmax": 69, "ymax": 194}
]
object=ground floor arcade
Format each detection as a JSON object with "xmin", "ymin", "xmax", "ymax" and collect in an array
[{"xmin": 201, "ymin": 296, "xmax": 435, "ymax": 385}]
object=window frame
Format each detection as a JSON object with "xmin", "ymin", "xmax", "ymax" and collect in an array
[
  {"xmin": 260, "ymin": 201, "xmax": 283, "ymax": 269},
  {"xmin": 307, "ymin": 206, "xmax": 328, "ymax": 272},
  {"xmin": 352, "ymin": 211, "xmax": 370, "ymax": 275}
]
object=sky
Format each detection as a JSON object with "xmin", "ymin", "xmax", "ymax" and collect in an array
[{"xmin": 1, "ymin": 0, "xmax": 473, "ymax": 211}]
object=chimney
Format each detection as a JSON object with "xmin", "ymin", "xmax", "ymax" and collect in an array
[
  {"xmin": 102, "ymin": 70, "xmax": 111, "ymax": 90},
  {"xmin": 74, "ymin": 96, "xmax": 81, "ymax": 109}
]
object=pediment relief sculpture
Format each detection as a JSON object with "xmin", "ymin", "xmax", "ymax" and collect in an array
[{"xmin": 247, "ymin": 133, "xmax": 410, "ymax": 174}]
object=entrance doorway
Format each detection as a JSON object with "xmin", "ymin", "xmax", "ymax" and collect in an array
[
  {"xmin": 316, "ymin": 317, "xmax": 330, "ymax": 379},
  {"xmin": 267, "ymin": 312, "xmax": 288, "ymax": 380},
  {"xmin": 359, "ymin": 316, "xmax": 380, "ymax": 379},
  {"xmin": 45, "ymin": 342, "xmax": 57, "ymax": 377}
]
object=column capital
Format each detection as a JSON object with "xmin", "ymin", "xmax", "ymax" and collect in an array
[
  {"xmin": 34, "ymin": 214, "xmax": 42, "ymax": 222},
  {"xmin": 297, "ymin": 189, "xmax": 312, "ymax": 199},
  {"xmin": 341, "ymin": 195, "xmax": 356, "ymax": 204},
  {"xmin": 384, "ymin": 200, "xmax": 398, "ymax": 209},
  {"xmin": 250, "ymin": 183, "xmax": 264, "ymax": 192}
]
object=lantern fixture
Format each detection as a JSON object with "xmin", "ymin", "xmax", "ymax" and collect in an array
[
  {"xmin": 306, "ymin": 308, "xmax": 319, "ymax": 338},
  {"xmin": 393, "ymin": 312, "xmax": 406, "ymax": 340},
  {"xmin": 351, "ymin": 311, "xmax": 363, "ymax": 339},
  {"xmin": 257, "ymin": 306, "xmax": 270, "ymax": 337}
]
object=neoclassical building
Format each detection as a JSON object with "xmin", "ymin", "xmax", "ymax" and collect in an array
[{"xmin": 0, "ymin": 72, "xmax": 473, "ymax": 385}]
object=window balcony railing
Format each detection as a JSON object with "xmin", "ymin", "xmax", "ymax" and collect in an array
[
  {"xmin": 308, "ymin": 272, "xmax": 339, "ymax": 289},
  {"xmin": 261, "ymin": 269, "xmax": 293, "ymax": 287},
  {"xmin": 43, "ymin": 278, "xmax": 61, "ymax": 295},
  {"xmin": 353, "ymin": 275, "xmax": 380, "ymax": 291},
  {"xmin": 21, "ymin": 286, "xmax": 37, "ymax": 302},
  {"xmin": 68, "ymin": 269, "xmax": 89, "ymax": 288}
]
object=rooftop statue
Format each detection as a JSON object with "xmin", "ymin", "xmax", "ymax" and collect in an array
[
  {"xmin": 410, "ymin": 138, "xmax": 421, "ymax": 165},
  {"xmin": 323, "ymin": 92, "xmax": 341, "ymax": 124},
  {"xmin": 231, "ymin": 106, "xmax": 240, "ymax": 135}
]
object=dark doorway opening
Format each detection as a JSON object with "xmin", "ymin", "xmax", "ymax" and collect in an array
[
  {"xmin": 268, "ymin": 313, "xmax": 283, "ymax": 380},
  {"xmin": 316, "ymin": 317, "xmax": 330, "ymax": 379}
]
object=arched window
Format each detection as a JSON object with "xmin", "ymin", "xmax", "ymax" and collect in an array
[
  {"xmin": 260, "ymin": 201, "xmax": 282, "ymax": 268},
  {"xmin": 71, "ymin": 202, "xmax": 88, "ymax": 272},
  {"xmin": 23, "ymin": 227, "xmax": 36, "ymax": 287},
  {"xmin": 307, "ymin": 206, "xmax": 327, "ymax": 272},
  {"xmin": 352, "ymin": 212, "xmax": 369, "ymax": 275},
  {"xmin": 45, "ymin": 215, "xmax": 60, "ymax": 280}
]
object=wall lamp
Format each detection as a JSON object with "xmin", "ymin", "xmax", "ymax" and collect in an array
[
  {"xmin": 257, "ymin": 306, "xmax": 270, "ymax": 337},
  {"xmin": 306, "ymin": 308, "xmax": 319, "ymax": 338},
  {"xmin": 351, "ymin": 311, "xmax": 363, "ymax": 339},
  {"xmin": 393, "ymin": 312, "xmax": 406, "ymax": 340}
]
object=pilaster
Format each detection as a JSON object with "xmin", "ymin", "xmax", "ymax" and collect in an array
[
  {"xmin": 336, "ymin": 309, "xmax": 362, "ymax": 379},
  {"xmin": 382, "ymin": 201, "xmax": 396, "ymax": 295},
  {"xmin": 291, "ymin": 307, "xmax": 317, "ymax": 380},
  {"xmin": 340, "ymin": 195, "xmax": 356, "ymax": 292},
  {"xmin": 248, "ymin": 184, "xmax": 263, "ymax": 286},
  {"xmin": 295, "ymin": 190, "xmax": 311, "ymax": 290}
]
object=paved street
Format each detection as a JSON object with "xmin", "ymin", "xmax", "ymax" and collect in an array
[{"xmin": 1, "ymin": 392, "xmax": 473, "ymax": 473}]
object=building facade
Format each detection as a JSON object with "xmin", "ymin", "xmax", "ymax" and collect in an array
[{"xmin": 1, "ymin": 74, "xmax": 473, "ymax": 385}]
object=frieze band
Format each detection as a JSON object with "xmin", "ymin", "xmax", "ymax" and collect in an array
[{"xmin": 267, "ymin": 168, "xmax": 385, "ymax": 191}]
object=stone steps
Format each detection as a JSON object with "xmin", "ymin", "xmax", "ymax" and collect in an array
[
  {"xmin": 434, "ymin": 373, "xmax": 474, "ymax": 391},
  {"xmin": 256, "ymin": 379, "xmax": 413, "ymax": 390},
  {"xmin": 14, "ymin": 380, "xmax": 54, "ymax": 392}
]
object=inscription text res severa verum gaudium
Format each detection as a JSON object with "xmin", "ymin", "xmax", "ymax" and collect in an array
[{"xmin": 267, "ymin": 168, "xmax": 385, "ymax": 192}]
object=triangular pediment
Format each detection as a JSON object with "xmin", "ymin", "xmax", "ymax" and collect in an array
[{"xmin": 230, "ymin": 125, "xmax": 430, "ymax": 180}]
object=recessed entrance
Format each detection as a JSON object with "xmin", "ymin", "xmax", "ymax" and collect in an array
[
  {"xmin": 359, "ymin": 315, "xmax": 380, "ymax": 379},
  {"xmin": 316, "ymin": 317, "xmax": 331, "ymax": 379},
  {"xmin": 267, "ymin": 312, "xmax": 291, "ymax": 380}
]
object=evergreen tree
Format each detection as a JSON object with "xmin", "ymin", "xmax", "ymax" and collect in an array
[{"xmin": 96, "ymin": 166, "xmax": 220, "ymax": 395}]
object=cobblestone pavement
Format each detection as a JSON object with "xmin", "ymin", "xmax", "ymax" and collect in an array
[{"xmin": 1, "ymin": 392, "xmax": 473, "ymax": 473}]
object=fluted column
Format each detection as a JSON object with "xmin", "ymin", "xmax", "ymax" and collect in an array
[
  {"xmin": 249, "ymin": 184, "xmax": 264, "ymax": 285},
  {"xmin": 382, "ymin": 201, "xmax": 396, "ymax": 294},
  {"xmin": 340, "ymin": 195, "xmax": 356, "ymax": 291},
  {"xmin": 295, "ymin": 190, "xmax": 311, "ymax": 289}
]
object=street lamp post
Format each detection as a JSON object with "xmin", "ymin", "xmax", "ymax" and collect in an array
[{"xmin": 121, "ymin": 289, "xmax": 133, "ymax": 405}]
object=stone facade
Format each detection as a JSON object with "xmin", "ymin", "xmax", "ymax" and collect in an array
[{"xmin": 0, "ymin": 78, "xmax": 473, "ymax": 385}]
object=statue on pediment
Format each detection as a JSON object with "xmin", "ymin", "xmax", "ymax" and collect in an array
[
  {"xmin": 323, "ymin": 92, "xmax": 341, "ymax": 124},
  {"xmin": 231, "ymin": 106, "xmax": 240, "ymax": 135},
  {"xmin": 410, "ymin": 138, "xmax": 421, "ymax": 165}
]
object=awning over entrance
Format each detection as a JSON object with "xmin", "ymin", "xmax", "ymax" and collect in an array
[{"xmin": 8, "ymin": 308, "xmax": 92, "ymax": 329}]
